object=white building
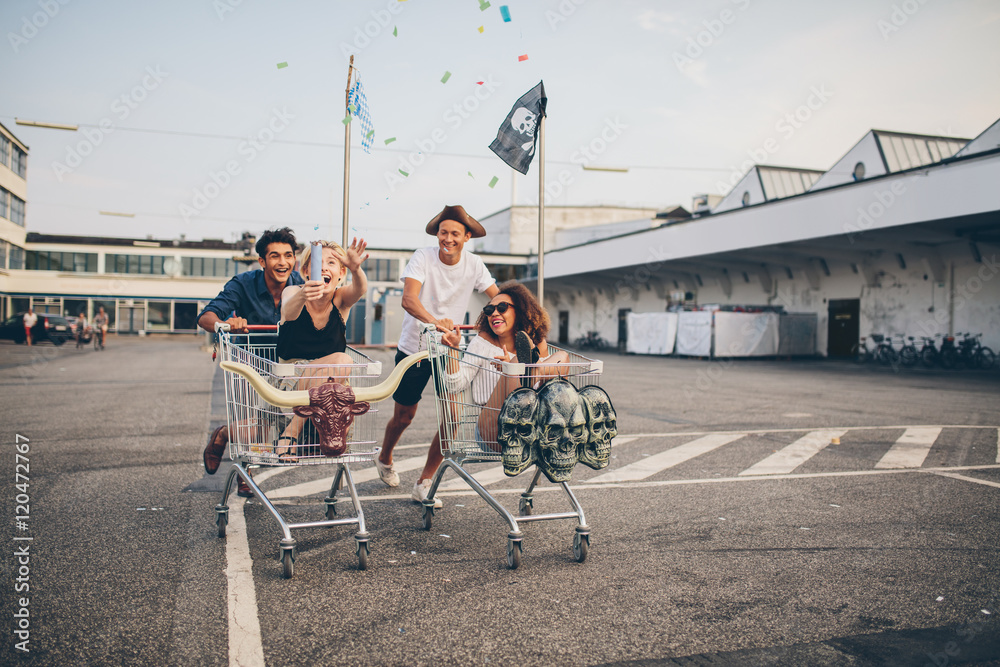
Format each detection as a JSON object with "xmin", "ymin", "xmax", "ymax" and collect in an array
[{"xmin": 530, "ymin": 119, "xmax": 1000, "ymax": 357}]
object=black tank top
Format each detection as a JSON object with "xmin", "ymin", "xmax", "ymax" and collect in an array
[{"xmin": 277, "ymin": 301, "xmax": 347, "ymax": 361}]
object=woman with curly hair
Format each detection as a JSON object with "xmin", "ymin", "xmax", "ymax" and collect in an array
[{"xmin": 441, "ymin": 280, "xmax": 570, "ymax": 444}]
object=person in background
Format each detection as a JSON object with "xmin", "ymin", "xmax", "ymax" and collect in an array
[
  {"xmin": 93, "ymin": 306, "xmax": 109, "ymax": 350},
  {"xmin": 76, "ymin": 310, "xmax": 89, "ymax": 349},
  {"xmin": 22, "ymin": 307, "xmax": 37, "ymax": 346}
]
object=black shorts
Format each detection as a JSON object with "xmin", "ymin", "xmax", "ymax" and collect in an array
[{"xmin": 391, "ymin": 348, "xmax": 442, "ymax": 406}]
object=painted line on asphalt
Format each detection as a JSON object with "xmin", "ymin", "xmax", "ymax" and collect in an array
[
  {"xmin": 267, "ymin": 453, "xmax": 427, "ymax": 499},
  {"xmin": 345, "ymin": 464, "xmax": 1000, "ymax": 502},
  {"xmin": 925, "ymin": 470, "xmax": 1000, "ymax": 489},
  {"xmin": 739, "ymin": 430, "xmax": 847, "ymax": 476},
  {"xmin": 586, "ymin": 433, "xmax": 745, "ymax": 483},
  {"xmin": 225, "ymin": 496, "xmax": 265, "ymax": 667},
  {"xmin": 875, "ymin": 427, "xmax": 942, "ymax": 469},
  {"xmin": 622, "ymin": 425, "xmax": 998, "ymax": 438},
  {"xmin": 996, "ymin": 428, "xmax": 999, "ymax": 464}
]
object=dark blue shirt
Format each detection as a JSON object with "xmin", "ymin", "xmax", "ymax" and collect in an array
[{"xmin": 198, "ymin": 268, "xmax": 304, "ymax": 326}]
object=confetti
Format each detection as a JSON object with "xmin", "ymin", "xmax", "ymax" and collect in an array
[
  {"xmin": 478, "ymin": 25, "xmax": 484, "ymax": 33},
  {"xmin": 829, "ymin": 504, "xmax": 841, "ymax": 508},
  {"xmin": 439, "ymin": 534, "xmax": 451, "ymax": 538},
  {"xmin": 479, "ymin": 0, "xmax": 491, "ymax": 10},
  {"xmin": 393, "ymin": 26, "xmax": 398, "ymax": 36},
  {"xmin": 468, "ymin": 171, "xmax": 474, "ymax": 178},
  {"xmin": 500, "ymin": 5, "xmax": 511, "ymax": 21},
  {"xmin": 399, "ymin": 169, "xmax": 409, "ymax": 176},
  {"xmin": 518, "ymin": 54, "xmax": 529, "ymax": 62},
  {"xmin": 366, "ymin": 129, "xmax": 375, "ymax": 139},
  {"xmin": 342, "ymin": 116, "xmax": 352, "ymax": 125},
  {"xmin": 276, "ymin": 62, "xmax": 288, "ymax": 69},
  {"xmin": 984, "ymin": 610, "xmax": 992, "ymax": 615},
  {"xmin": 476, "ymin": 81, "xmax": 484, "ymax": 85},
  {"xmin": 410, "ymin": 550, "xmax": 416, "ymax": 554},
  {"xmin": 348, "ymin": 103, "xmax": 357, "ymax": 114},
  {"xmin": 441, "ymin": 71, "xmax": 452, "ymax": 84},
  {"xmin": 488, "ymin": 176, "xmax": 498, "ymax": 188},
  {"xmin": 936, "ymin": 596, "xmax": 944, "ymax": 602},
  {"xmin": 384, "ymin": 137, "xmax": 396, "ymax": 145}
]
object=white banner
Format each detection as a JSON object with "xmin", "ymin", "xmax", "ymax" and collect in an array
[
  {"xmin": 626, "ymin": 312, "xmax": 678, "ymax": 355},
  {"xmin": 675, "ymin": 311, "xmax": 713, "ymax": 356},
  {"xmin": 713, "ymin": 312, "xmax": 780, "ymax": 357}
]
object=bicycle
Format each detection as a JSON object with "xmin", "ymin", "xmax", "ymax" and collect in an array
[
  {"xmin": 897, "ymin": 335, "xmax": 919, "ymax": 367},
  {"xmin": 94, "ymin": 326, "xmax": 106, "ymax": 351},
  {"xmin": 918, "ymin": 335, "xmax": 940, "ymax": 367},
  {"xmin": 573, "ymin": 330, "xmax": 611, "ymax": 352},
  {"xmin": 955, "ymin": 333, "xmax": 995, "ymax": 370},
  {"xmin": 870, "ymin": 334, "xmax": 898, "ymax": 366},
  {"xmin": 854, "ymin": 336, "xmax": 877, "ymax": 364}
]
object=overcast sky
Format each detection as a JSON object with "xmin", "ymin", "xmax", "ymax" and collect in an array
[{"xmin": 2, "ymin": 0, "xmax": 998, "ymax": 250}]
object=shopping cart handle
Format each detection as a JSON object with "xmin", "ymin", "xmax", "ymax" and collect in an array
[{"xmin": 214, "ymin": 321, "xmax": 230, "ymax": 333}]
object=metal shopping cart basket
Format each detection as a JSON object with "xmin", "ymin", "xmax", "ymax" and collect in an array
[
  {"xmin": 213, "ymin": 324, "xmax": 385, "ymax": 576},
  {"xmin": 420, "ymin": 325, "xmax": 605, "ymax": 569}
]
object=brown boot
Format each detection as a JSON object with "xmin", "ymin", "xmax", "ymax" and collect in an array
[{"xmin": 203, "ymin": 425, "xmax": 228, "ymax": 475}]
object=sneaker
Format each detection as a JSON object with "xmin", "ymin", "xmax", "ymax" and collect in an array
[
  {"xmin": 411, "ymin": 479, "xmax": 442, "ymax": 509},
  {"xmin": 374, "ymin": 449, "xmax": 400, "ymax": 488}
]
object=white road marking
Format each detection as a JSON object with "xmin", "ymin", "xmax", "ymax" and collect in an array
[
  {"xmin": 875, "ymin": 427, "xmax": 942, "ymax": 469},
  {"xmin": 585, "ymin": 433, "xmax": 745, "ymax": 483},
  {"xmin": 996, "ymin": 428, "xmax": 999, "ymax": 464},
  {"xmin": 927, "ymin": 470, "xmax": 1000, "ymax": 489},
  {"xmin": 225, "ymin": 496, "xmax": 265, "ymax": 667},
  {"xmin": 739, "ymin": 430, "xmax": 847, "ymax": 476}
]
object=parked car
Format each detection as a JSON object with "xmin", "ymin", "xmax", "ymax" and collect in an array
[{"xmin": 0, "ymin": 312, "xmax": 74, "ymax": 345}]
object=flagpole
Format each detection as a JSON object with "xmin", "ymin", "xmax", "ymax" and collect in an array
[
  {"xmin": 537, "ymin": 113, "xmax": 545, "ymax": 309},
  {"xmin": 342, "ymin": 55, "xmax": 354, "ymax": 249}
]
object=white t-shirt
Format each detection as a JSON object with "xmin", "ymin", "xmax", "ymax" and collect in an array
[
  {"xmin": 23, "ymin": 312, "xmax": 37, "ymax": 328},
  {"xmin": 396, "ymin": 247, "xmax": 495, "ymax": 355}
]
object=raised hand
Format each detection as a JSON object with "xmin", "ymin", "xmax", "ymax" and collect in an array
[{"xmin": 344, "ymin": 237, "xmax": 369, "ymax": 272}]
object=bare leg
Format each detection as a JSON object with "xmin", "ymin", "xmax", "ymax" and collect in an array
[
  {"xmin": 278, "ymin": 352, "xmax": 353, "ymax": 454},
  {"xmin": 417, "ymin": 432, "xmax": 444, "ymax": 482},
  {"xmin": 379, "ymin": 401, "xmax": 418, "ymax": 466}
]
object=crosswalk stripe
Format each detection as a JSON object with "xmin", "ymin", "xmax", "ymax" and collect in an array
[
  {"xmin": 267, "ymin": 453, "xmax": 427, "ymax": 498},
  {"xmin": 875, "ymin": 427, "xmax": 942, "ymax": 469},
  {"xmin": 585, "ymin": 433, "xmax": 745, "ymax": 483},
  {"xmin": 739, "ymin": 430, "xmax": 847, "ymax": 476},
  {"xmin": 996, "ymin": 428, "xmax": 999, "ymax": 465}
]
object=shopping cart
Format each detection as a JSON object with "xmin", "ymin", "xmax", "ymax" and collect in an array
[
  {"xmin": 420, "ymin": 325, "xmax": 605, "ymax": 569},
  {"xmin": 213, "ymin": 324, "xmax": 388, "ymax": 577}
]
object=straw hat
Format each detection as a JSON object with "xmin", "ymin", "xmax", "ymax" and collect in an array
[{"xmin": 425, "ymin": 204, "xmax": 486, "ymax": 238}]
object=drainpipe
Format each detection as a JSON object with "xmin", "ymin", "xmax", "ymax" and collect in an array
[{"xmin": 948, "ymin": 262, "xmax": 955, "ymax": 335}]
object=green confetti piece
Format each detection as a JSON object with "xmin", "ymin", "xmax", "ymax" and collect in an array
[
  {"xmin": 488, "ymin": 176, "xmax": 499, "ymax": 188},
  {"xmin": 399, "ymin": 169, "xmax": 409, "ymax": 177},
  {"xmin": 441, "ymin": 71, "xmax": 452, "ymax": 84},
  {"xmin": 384, "ymin": 137, "xmax": 396, "ymax": 145},
  {"xmin": 479, "ymin": 0, "xmax": 490, "ymax": 10},
  {"xmin": 342, "ymin": 116, "xmax": 352, "ymax": 125},
  {"xmin": 276, "ymin": 61, "xmax": 288, "ymax": 69},
  {"xmin": 468, "ymin": 171, "xmax": 474, "ymax": 178},
  {"xmin": 393, "ymin": 26, "xmax": 397, "ymax": 36},
  {"xmin": 348, "ymin": 103, "xmax": 357, "ymax": 114},
  {"xmin": 366, "ymin": 129, "xmax": 375, "ymax": 139}
]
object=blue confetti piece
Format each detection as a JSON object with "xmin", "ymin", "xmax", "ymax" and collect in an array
[{"xmin": 500, "ymin": 5, "xmax": 511, "ymax": 21}]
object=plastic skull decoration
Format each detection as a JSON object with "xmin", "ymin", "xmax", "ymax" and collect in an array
[
  {"xmin": 498, "ymin": 388, "xmax": 538, "ymax": 477},
  {"xmin": 578, "ymin": 386, "xmax": 617, "ymax": 470},
  {"xmin": 536, "ymin": 380, "xmax": 586, "ymax": 483}
]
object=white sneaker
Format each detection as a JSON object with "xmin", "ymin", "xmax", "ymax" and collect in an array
[
  {"xmin": 374, "ymin": 449, "xmax": 399, "ymax": 488},
  {"xmin": 411, "ymin": 479, "xmax": 442, "ymax": 508}
]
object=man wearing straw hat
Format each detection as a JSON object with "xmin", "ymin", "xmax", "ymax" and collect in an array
[{"xmin": 376, "ymin": 205, "xmax": 499, "ymax": 507}]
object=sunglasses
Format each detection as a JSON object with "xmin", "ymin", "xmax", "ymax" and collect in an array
[{"xmin": 482, "ymin": 302, "xmax": 513, "ymax": 316}]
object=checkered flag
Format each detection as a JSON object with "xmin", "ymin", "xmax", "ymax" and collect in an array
[{"xmin": 348, "ymin": 75, "xmax": 375, "ymax": 154}]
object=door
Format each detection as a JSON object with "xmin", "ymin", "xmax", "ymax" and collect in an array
[
  {"xmin": 118, "ymin": 305, "xmax": 147, "ymax": 333},
  {"xmin": 617, "ymin": 308, "xmax": 631, "ymax": 352},
  {"xmin": 827, "ymin": 298, "xmax": 859, "ymax": 357},
  {"xmin": 558, "ymin": 311, "xmax": 569, "ymax": 345}
]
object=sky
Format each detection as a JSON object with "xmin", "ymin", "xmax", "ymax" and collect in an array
[{"xmin": 2, "ymin": 0, "xmax": 999, "ymax": 251}]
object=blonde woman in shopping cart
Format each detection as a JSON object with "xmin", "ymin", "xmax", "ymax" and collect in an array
[
  {"xmin": 273, "ymin": 237, "xmax": 369, "ymax": 461},
  {"xmin": 440, "ymin": 281, "xmax": 570, "ymax": 446}
]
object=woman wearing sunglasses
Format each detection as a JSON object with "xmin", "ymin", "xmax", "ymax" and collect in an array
[{"xmin": 440, "ymin": 281, "xmax": 570, "ymax": 446}]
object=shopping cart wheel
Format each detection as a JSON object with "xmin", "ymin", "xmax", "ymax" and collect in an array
[
  {"xmin": 506, "ymin": 539, "xmax": 522, "ymax": 570},
  {"xmin": 518, "ymin": 495, "xmax": 533, "ymax": 516},
  {"xmin": 215, "ymin": 506, "xmax": 228, "ymax": 538},
  {"xmin": 356, "ymin": 539, "xmax": 370, "ymax": 571},
  {"xmin": 573, "ymin": 532, "xmax": 590, "ymax": 563},
  {"xmin": 421, "ymin": 505, "xmax": 434, "ymax": 530},
  {"xmin": 324, "ymin": 496, "xmax": 338, "ymax": 519},
  {"xmin": 279, "ymin": 538, "xmax": 296, "ymax": 579}
]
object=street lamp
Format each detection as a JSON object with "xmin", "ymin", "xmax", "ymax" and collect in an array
[{"xmin": 15, "ymin": 118, "xmax": 78, "ymax": 131}]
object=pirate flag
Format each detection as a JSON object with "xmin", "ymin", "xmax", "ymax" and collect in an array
[{"xmin": 489, "ymin": 81, "xmax": 546, "ymax": 175}]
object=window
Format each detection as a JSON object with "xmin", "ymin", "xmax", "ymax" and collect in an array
[
  {"xmin": 25, "ymin": 251, "xmax": 98, "ymax": 272},
  {"xmin": 0, "ymin": 136, "xmax": 9, "ymax": 168},
  {"xmin": 369, "ymin": 258, "xmax": 399, "ymax": 282},
  {"xmin": 105, "ymin": 254, "xmax": 168, "ymax": 275},
  {"xmin": 853, "ymin": 162, "xmax": 866, "ymax": 181},
  {"xmin": 0, "ymin": 188, "xmax": 8, "ymax": 220},
  {"xmin": 12, "ymin": 146, "xmax": 27, "ymax": 178},
  {"xmin": 64, "ymin": 299, "xmax": 88, "ymax": 319},
  {"xmin": 9, "ymin": 245, "xmax": 24, "ymax": 270},
  {"xmin": 147, "ymin": 302, "xmax": 171, "ymax": 330},
  {"xmin": 182, "ymin": 256, "xmax": 238, "ymax": 277},
  {"xmin": 9, "ymin": 195, "xmax": 24, "ymax": 227}
]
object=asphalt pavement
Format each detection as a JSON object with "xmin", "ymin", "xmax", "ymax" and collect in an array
[{"xmin": 1, "ymin": 336, "xmax": 999, "ymax": 666}]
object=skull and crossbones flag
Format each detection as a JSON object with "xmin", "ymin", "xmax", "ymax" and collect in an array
[{"xmin": 489, "ymin": 80, "xmax": 546, "ymax": 175}]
